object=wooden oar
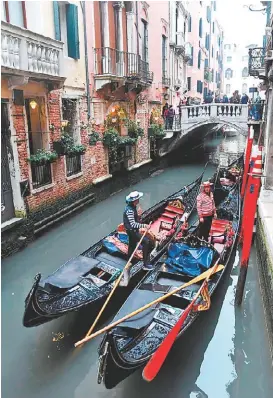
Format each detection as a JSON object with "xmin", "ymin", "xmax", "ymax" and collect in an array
[
  {"xmin": 77, "ymin": 222, "xmax": 152, "ymax": 346},
  {"xmin": 74, "ymin": 263, "xmax": 224, "ymax": 347},
  {"xmin": 142, "ymin": 257, "xmax": 221, "ymax": 382}
]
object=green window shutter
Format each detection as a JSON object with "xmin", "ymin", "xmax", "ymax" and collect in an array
[
  {"xmin": 205, "ymin": 58, "xmax": 208, "ymax": 68},
  {"xmin": 53, "ymin": 1, "xmax": 61, "ymax": 41},
  {"xmin": 188, "ymin": 15, "xmax": 192, "ymax": 32},
  {"xmin": 198, "ymin": 50, "xmax": 201, "ymax": 69},
  {"xmin": 199, "ymin": 18, "xmax": 203, "ymax": 38},
  {"xmin": 66, "ymin": 4, "xmax": 80, "ymax": 59},
  {"xmin": 190, "ymin": 47, "xmax": 194, "ymax": 66}
]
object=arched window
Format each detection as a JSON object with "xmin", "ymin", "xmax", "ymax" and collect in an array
[
  {"xmin": 242, "ymin": 67, "xmax": 248, "ymax": 77},
  {"xmin": 226, "ymin": 84, "xmax": 231, "ymax": 95},
  {"xmin": 242, "ymin": 83, "xmax": 248, "ymax": 94},
  {"xmin": 198, "ymin": 50, "xmax": 201, "ymax": 69},
  {"xmin": 225, "ymin": 68, "xmax": 233, "ymax": 79},
  {"xmin": 199, "ymin": 18, "xmax": 203, "ymax": 38}
]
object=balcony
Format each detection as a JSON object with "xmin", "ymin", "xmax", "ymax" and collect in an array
[
  {"xmin": 94, "ymin": 47, "xmax": 153, "ymax": 90},
  {"xmin": 248, "ymin": 47, "xmax": 265, "ymax": 77},
  {"xmin": 1, "ymin": 22, "xmax": 65, "ymax": 87},
  {"xmin": 204, "ymin": 67, "xmax": 212, "ymax": 82},
  {"xmin": 162, "ymin": 74, "xmax": 171, "ymax": 87}
]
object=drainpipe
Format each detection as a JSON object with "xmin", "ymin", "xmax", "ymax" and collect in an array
[
  {"xmin": 81, "ymin": 1, "xmax": 91, "ymax": 120},
  {"xmin": 136, "ymin": 1, "xmax": 140, "ymax": 57}
]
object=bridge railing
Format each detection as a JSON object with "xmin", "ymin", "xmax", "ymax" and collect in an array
[
  {"xmin": 181, "ymin": 103, "xmax": 249, "ymax": 124},
  {"xmin": 163, "ymin": 104, "xmax": 249, "ymax": 133}
]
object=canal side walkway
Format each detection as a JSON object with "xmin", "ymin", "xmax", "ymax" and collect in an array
[{"xmin": 256, "ymin": 187, "xmax": 273, "ymax": 363}]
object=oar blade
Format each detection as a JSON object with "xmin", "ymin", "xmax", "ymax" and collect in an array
[{"xmin": 142, "ymin": 303, "xmax": 193, "ymax": 382}]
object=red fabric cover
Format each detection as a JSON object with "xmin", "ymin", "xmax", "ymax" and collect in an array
[
  {"xmin": 162, "ymin": 212, "xmax": 177, "ymax": 219},
  {"xmin": 105, "ymin": 235, "xmax": 143, "ymax": 260},
  {"xmin": 165, "ymin": 205, "xmax": 184, "ymax": 215}
]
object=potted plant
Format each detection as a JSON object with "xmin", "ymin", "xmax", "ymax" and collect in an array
[
  {"xmin": 27, "ymin": 149, "xmax": 58, "ymax": 165},
  {"xmin": 88, "ymin": 131, "xmax": 101, "ymax": 146},
  {"xmin": 53, "ymin": 133, "xmax": 86, "ymax": 156},
  {"xmin": 127, "ymin": 119, "xmax": 144, "ymax": 139},
  {"xmin": 148, "ymin": 123, "xmax": 166, "ymax": 139}
]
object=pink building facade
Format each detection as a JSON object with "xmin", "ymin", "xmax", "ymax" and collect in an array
[{"xmin": 186, "ymin": 1, "xmax": 223, "ymax": 102}]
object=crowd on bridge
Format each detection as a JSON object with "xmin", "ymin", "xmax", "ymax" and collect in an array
[{"xmin": 162, "ymin": 89, "xmax": 263, "ymax": 128}]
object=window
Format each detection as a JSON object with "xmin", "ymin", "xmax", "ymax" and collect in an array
[
  {"xmin": 205, "ymin": 58, "xmax": 208, "ymax": 68},
  {"xmin": 197, "ymin": 80, "xmax": 203, "ymax": 94},
  {"xmin": 227, "ymin": 56, "xmax": 232, "ymax": 62},
  {"xmin": 204, "ymin": 87, "xmax": 208, "ymax": 99},
  {"xmin": 189, "ymin": 46, "xmax": 194, "ymax": 66},
  {"xmin": 212, "ymin": 46, "xmax": 214, "ymax": 58},
  {"xmin": 216, "ymin": 51, "xmax": 219, "ymax": 60},
  {"xmin": 199, "ymin": 18, "xmax": 203, "ymax": 38},
  {"xmin": 226, "ymin": 84, "xmax": 231, "ymax": 95},
  {"xmin": 205, "ymin": 34, "xmax": 210, "ymax": 51},
  {"xmin": 162, "ymin": 35, "xmax": 167, "ymax": 77},
  {"xmin": 198, "ymin": 50, "xmax": 201, "ymax": 69},
  {"xmin": 3, "ymin": 1, "xmax": 26, "ymax": 28},
  {"xmin": 214, "ymin": 1, "xmax": 216, "ymax": 11},
  {"xmin": 211, "ymin": 68, "xmax": 214, "ymax": 82},
  {"xmin": 188, "ymin": 15, "xmax": 192, "ymax": 32},
  {"xmin": 242, "ymin": 83, "xmax": 248, "ymax": 94},
  {"xmin": 212, "ymin": 22, "xmax": 215, "ymax": 33},
  {"xmin": 62, "ymin": 98, "xmax": 82, "ymax": 177},
  {"xmin": 66, "ymin": 4, "xmax": 80, "ymax": 59},
  {"xmin": 142, "ymin": 19, "xmax": 148, "ymax": 62},
  {"xmin": 187, "ymin": 77, "xmax": 191, "ymax": 91},
  {"xmin": 225, "ymin": 68, "xmax": 233, "ymax": 79},
  {"xmin": 207, "ymin": 6, "xmax": 211, "ymax": 23},
  {"xmin": 242, "ymin": 67, "xmax": 248, "ymax": 77}
]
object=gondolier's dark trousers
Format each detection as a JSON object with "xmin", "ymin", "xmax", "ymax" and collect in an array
[
  {"xmin": 126, "ymin": 230, "xmax": 154, "ymax": 266},
  {"xmin": 197, "ymin": 216, "xmax": 213, "ymax": 241}
]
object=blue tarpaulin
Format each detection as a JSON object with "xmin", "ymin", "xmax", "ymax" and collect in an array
[{"xmin": 165, "ymin": 243, "xmax": 214, "ymax": 277}]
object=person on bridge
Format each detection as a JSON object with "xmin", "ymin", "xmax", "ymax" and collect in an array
[
  {"xmin": 241, "ymin": 93, "xmax": 249, "ymax": 104},
  {"xmin": 167, "ymin": 105, "xmax": 175, "ymax": 129},
  {"xmin": 123, "ymin": 191, "xmax": 155, "ymax": 270},
  {"xmin": 197, "ymin": 181, "xmax": 217, "ymax": 241}
]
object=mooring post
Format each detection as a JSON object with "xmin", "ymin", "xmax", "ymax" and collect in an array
[
  {"xmin": 241, "ymin": 126, "xmax": 254, "ymax": 198},
  {"xmin": 235, "ymin": 149, "xmax": 262, "ymax": 306}
]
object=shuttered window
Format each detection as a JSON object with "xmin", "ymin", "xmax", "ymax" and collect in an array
[
  {"xmin": 188, "ymin": 15, "xmax": 192, "ymax": 32},
  {"xmin": 205, "ymin": 58, "xmax": 208, "ymax": 68},
  {"xmin": 204, "ymin": 87, "xmax": 208, "ymax": 100},
  {"xmin": 66, "ymin": 4, "xmax": 80, "ymax": 59},
  {"xmin": 197, "ymin": 80, "xmax": 203, "ymax": 94},
  {"xmin": 187, "ymin": 77, "xmax": 191, "ymax": 91},
  {"xmin": 207, "ymin": 6, "xmax": 211, "ymax": 23},
  {"xmin": 189, "ymin": 46, "xmax": 194, "ymax": 66},
  {"xmin": 53, "ymin": 1, "xmax": 61, "ymax": 41},
  {"xmin": 198, "ymin": 50, "xmax": 201, "ymax": 69},
  {"xmin": 199, "ymin": 18, "xmax": 203, "ymax": 38}
]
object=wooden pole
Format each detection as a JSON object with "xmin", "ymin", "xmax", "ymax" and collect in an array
[
  {"xmin": 241, "ymin": 125, "xmax": 254, "ymax": 198},
  {"xmin": 74, "ymin": 264, "xmax": 224, "ymax": 347},
  {"xmin": 235, "ymin": 150, "xmax": 262, "ymax": 306},
  {"xmin": 78, "ymin": 222, "xmax": 152, "ymax": 345}
]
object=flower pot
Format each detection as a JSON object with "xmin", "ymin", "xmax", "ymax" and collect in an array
[{"xmin": 53, "ymin": 141, "xmax": 66, "ymax": 156}]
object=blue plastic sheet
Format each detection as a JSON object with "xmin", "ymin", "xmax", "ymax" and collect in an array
[{"xmin": 165, "ymin": 243, "xmax": 214, "ymax": 277}]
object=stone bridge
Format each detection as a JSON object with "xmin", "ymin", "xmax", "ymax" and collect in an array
[{"xmin": 160, "ymin": 103, "xmax": 249, "ymax": 155}]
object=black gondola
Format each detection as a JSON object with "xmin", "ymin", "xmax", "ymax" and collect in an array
[
  {"xmin": 97, "ymin": 168, "xmax": 241, "ymax": 389},
  {"xmin": 23, "ymin": 173, "xmax": 204, "ymax": 328}
]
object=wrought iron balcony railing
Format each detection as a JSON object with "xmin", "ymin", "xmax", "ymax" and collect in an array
[
  {"xmin": 248, "ymin": 47, "xmax": 265, "ymax": 76},
  {"xmin": 162, "ymin": 75, "xmax": 171, "ymax": 87},
  {"xmin": 94, "ymin": 47, "xmax": 153, "ymax": 84}
]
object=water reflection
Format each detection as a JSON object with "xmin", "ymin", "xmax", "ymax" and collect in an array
[{"xmin": 203, "ymin": 134, "xmax": 246, "ymax": 166}]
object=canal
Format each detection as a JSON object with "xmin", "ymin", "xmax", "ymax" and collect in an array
[{"xmin": 2, "ymin": 133, "xmax": 273, "ymax": 398}]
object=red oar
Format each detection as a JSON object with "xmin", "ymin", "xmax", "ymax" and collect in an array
[{"xmin": 142, "ymin": 258, "xmax": 221, "ymax": 382}]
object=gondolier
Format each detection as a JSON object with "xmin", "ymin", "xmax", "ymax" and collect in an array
[
  {"xmin": 197, "ymin": 181, "xmax": 217, "ymax": 241},
  {"xmin": 123, "ymin": 191, "xmax": 155, "ymax": 270}
]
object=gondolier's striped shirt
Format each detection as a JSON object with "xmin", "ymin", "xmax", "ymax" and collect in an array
[
  {"xmin": 123, "ymin": 205, "xmax": 146, "ymax": 231},
  {"xmin": 197, "ymin": 192, "xmax": 216, "ymax": 218}
]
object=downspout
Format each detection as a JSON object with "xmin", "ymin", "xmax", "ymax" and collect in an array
[
  {"xmin": 136, "ymin": 1, "xmax": 139, "ymax": 57},
  {"xmin": 81, "ymin": 1, "xmax": 91, "ymax": 120}
]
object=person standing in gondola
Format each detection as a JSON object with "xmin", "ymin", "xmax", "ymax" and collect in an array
[
  {"xmin": 197, "ymin": 182, "xmax": 217, "ymax": 241},
  {"xmin": 123, "ymin": 191, "xmax": 155, "ymax": 270}
]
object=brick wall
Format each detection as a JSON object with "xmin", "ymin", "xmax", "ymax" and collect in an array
[{"xmin": 16, "ymin": 91, "xmax": 109, "ymax": 213}]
